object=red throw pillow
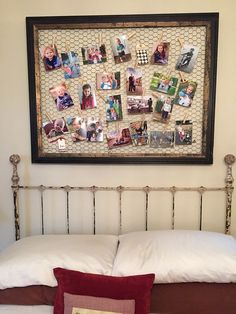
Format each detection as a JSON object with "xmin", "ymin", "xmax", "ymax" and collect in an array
[{"xmin": 53, "ymin": 267, "xmax": 155, "ymax": 314}]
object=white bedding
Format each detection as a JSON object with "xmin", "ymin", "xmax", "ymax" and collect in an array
[
  {"xmin": 1, "ymin": 230, "xmax": 236, "ymax": 291},
  {"xmin": 0, "ymin": 305, "xmax": 157, "ymax": 314},
  {"xmin": 112, "ymin": 230, "xmax": 236, "ymax": 283},
  {"xmin": 0, "ymin": 234, "xmax": 118, "ymax": 289},
  {"xmin": 0, "ymin": 305, "xmax": 53, "ymax": 314}
]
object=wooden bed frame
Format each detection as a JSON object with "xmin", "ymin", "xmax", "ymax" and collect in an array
[{"xmin": 3, "ymin": 153, "xmax": 236, "ymax": 313}]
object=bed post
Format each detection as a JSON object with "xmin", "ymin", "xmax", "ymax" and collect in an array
[
  {"xmin": 9, "ymin": 154, "xmax": 21, "ymax": 241},
  {"xmin": 224, "ymin": 154, "xmax": 235, "ymax": 234}
]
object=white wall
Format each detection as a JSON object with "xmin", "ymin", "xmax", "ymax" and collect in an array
[{"xmin": 0, "ymin": 0, "xmax": 236, "ymax": 250}]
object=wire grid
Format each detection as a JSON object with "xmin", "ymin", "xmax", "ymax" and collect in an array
[{"xmin": 37, "ymin": 25, "xmax": 206, "ymax": 157}]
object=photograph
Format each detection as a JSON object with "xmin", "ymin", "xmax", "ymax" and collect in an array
[
  {"xmin": 150, "ymin": 131, "xmax": 174, "ymax": 148},
  {"xmin": 49, "ymin": 83, "xmax": 74, "ymax": 111},
  {"xmin": 61, "ymin": 51, "xmax": 80, "ymax": 79},
  {"xmin": 43, "ymin": 118, "xmax": 69, "ymax": 141},
  {"xmin": 173, "ymin": 81, "xmax": 197, "ymax": 107},
  {"xmin": 81, "ymin": 44, "xmax": 107, "ymax": 65},
  {"xmin": 40, "ymin": 44, "xmax": 62, "ymax": 72},
  {"xmin": 126, "ymin": 67, "xmax": 143, "ymax": 95},
  {"xmin": 175, "ymin": 120, "xmax": 193, "ymax": 145},
  {"xmin": 151, "ymin": 41, "xmax": 170, "ymax": 65},
  {"xmin": 110, "ymin": 35, "xmax": 132, "ymax": 64},
  {"xmin": 107, "ymin": 128, "xmax": 132, "ymax": 149},
  {"xmin": 153, "ymin": 95, "xmax": 174, "ymax": 123},
  {"xmin": 96, "ymin": 72, "xmax": 120, "ymax": 90},
  {"xmin": 130, "ymin": 120, "xmax": 148, "ymax": 146},
  {"xmin": 136, "ymin": 47, "xmax": 149, "ymax": 65},
  {"xmin": 175, "ymin": 44, "xmax": 199, "ymax": 73},
  {"xmin": 105, "ymin": 95, "xmax": 123, "ymax": 122},
  {"xmin": 150, "ymin": 72, "xmax": 178, "ymax": 96},
  {"xmin": 78, "ymin": 83, "xmax": 97, "ymax": 110},
  {"xmin": 67, "ymin": 116, "xmax": 87, "ymax": 142},
  {"xmin": 127, "ymin": 96, "xmax": 153, "ymax": 114},
  {"xmin": 86, "ymin": 117, "xmax": 103, "ymax": 142}
]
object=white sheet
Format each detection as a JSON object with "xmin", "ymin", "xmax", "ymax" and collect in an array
[{"xmin": 0, "ymin": 305, "xmax": 53, "ymax": 314}]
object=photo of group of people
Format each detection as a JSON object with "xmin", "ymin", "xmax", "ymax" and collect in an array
[
  {"xmin": 40, "ymin": 34, "xmax": 199, "ymax": 152},
  {"xmin": 105, "ymin": 95, "xmax": 123, "ymax": 122},
  {"xmin": 81, "ymin": 44, "xmax": 107, "ymax": 65},
  {"xmin": 127, "ymin": 96, "xmax": 153, "ymax": 114},
  {"xmin": 45, "ymin": 116, "xmax": 104, "ymax": 143},
  {"xmin": 97, "ymin": 72, "xmax": 120, "ymax": 90}
]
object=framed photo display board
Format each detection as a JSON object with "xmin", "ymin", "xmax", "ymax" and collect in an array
[{"xmin": 26, "ymin": 13, "xmax": 218, "ymax": 164}]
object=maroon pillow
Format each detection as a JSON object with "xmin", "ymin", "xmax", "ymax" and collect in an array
[{"xmin": 53, "ymin": 267, "xmax": 155, "ymax": 314}]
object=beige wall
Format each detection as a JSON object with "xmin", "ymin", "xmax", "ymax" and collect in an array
[{"xmin": 0, "ymin": 0, "xmax": 235, "ymax": 249}]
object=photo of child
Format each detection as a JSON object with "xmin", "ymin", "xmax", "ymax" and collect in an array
[
  {"xmin": 126, "ymin": 68, "xmax": 143, "ymax": 95},
  {"xmin": 96, "ymin": 72, "xmax": 120, "ymax": 90},
  {"xmin": 67, "ymin": 116, "xmax": 87, "ymax": 142},
  {"xmin": 127, "ymin": 96, "xmax": 153, "ymax": 115},
  {"xmin": 81, "ymin": 44, "xmax": 107, "ymax": 65},
  {"xmin": 175, "ymin": 44, "xmax": 199, "ymax": 73},
  {"xmin": 49, "ymin": 83, "xmax": 74, "ymax": 112},
  {"xmin": 150, "ymin": 131, "xmax": 174, "ymax": 148},
  {"xmin": 151, "ymin": 42, "xmax": 170, "ymax": 65},
  {"xmin": 86, "ymin": 117, "xmax": 103, "ymax": 142},
  {"xmin": 40, "ymin": 45, "xmax": 61, "ymax": 71},
  {"xmin": 153, "ymin": 95, "xmax": 174, "ymax": 124},
  {"xmin": 61, "ymin": 51, "xmax": 80, "ymax": 79},
  {"xmin": 110, "ymin": 35, "xmax": 132, "ymax": 64},
  {"xmin": 43, "ymin": 118, "xmax": 68, "ymax": 141},
  {"xmin": 79, "ymin": 83, "xmax": 97, "ymax": 110},
  {"xmin": 130, "ymin": 120, "xmax": 148, "ymax": 146},
  {"xmin": 150, "ymin": 72, "xmax": 178, "ymax": 96},
  {"xmin": 105, "ymin": 95, "xmax": 123, "ymax": 122},
  {"xmin": 107, "ymin": 128, "xmax": 132, "ymax": 149},
  {"xmin": 175, "ymin": 120, "xmax": 193, "ymax": 145},
  {"xmin": 174, "ymin": 81, "xmax": 197, "ymax": 107}
]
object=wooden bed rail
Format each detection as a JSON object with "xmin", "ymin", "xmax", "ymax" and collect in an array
[{"xmin": 10, "ymin": 154, "xmax": 235, "ymax": 240}]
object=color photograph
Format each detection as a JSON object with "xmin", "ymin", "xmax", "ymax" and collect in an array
[
  {"xmin": 110, "ymin": 35, "xmax": 132, "ymax": 64},
  {"xmin": 175, "ymin": 44, "xmax": 199, "ymax": 73},
  {"xmin": 96, "ymin": 72, "xmax": 120, "ymax": 90},
  {"xmin": 150, "ymin": 72, "xmax": 178, "ymax": 96}
]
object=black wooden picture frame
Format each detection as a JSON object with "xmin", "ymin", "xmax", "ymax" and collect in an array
[{"xmin": 26, "ymin": 13, "xmax": 218, "ymax": 164}]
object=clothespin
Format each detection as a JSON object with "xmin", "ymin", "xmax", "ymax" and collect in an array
[
  {"xmin": 99, "ymin": 33, "xmax": 102, "ymax": 46},
  {"xmin": 97, "ymin": 90, "xmax": 107, "ymax": 102},
  {"xmin": 52, "ymin": 35, "xmax": 57, "ymax": 48},
  {"xmin": 46, "ymin": 112, "xmax": 53, "ymax": 123},
  {"xmin": 127, "ymin": 32, "xmax": 136, "ymax": 40},
  {"xmin": 103, "ymin": 63, "xmax": 108, "ymax": 73},
  {"xmin": 158, "ymin": 32, "xmax": 163, "ymax": 44},
  {"xmin": 182, "ymin": 113, "xmax": 188, "ymax": 124},
  {"xmin": 151, "ymin": 92, "xmax": 159, "ymax": 99},
  {"xmin": 178, "ymin": 38, "xmax": 184, "ymax": 48},
  {"xmin": 178, "ymin": 71, "xmax": 186, "ymax": 82}
]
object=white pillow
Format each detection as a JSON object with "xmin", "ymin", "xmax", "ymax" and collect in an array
[
  {"xmin": 0, "ymin": 234, "xmax": 118, "ymax": 289},
  {"xmin": 112, "ymin": 230, "xmax": 236, "ymax": 283}
]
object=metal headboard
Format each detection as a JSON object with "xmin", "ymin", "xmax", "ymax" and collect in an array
[{"xmin": 10, "ymin": 154, "xmax": 235, "ymax": 240}]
